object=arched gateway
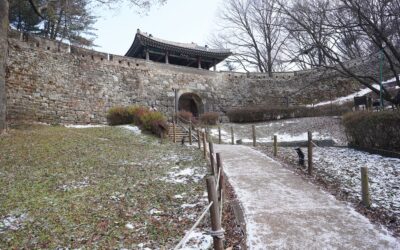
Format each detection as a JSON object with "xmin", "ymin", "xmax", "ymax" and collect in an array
[{"xmin": 178, "ymin": 93, "xmax": 204, "ymax": 117}]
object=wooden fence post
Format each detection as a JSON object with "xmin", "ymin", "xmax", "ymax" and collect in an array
[
  {"xmin": 218, "ymin": 126, "xmax": 222, "ymax": 144},
  {"xmin": 231, "ymin": 127, "xmax": 234, "ymax": 145},
  {"xmin": 206, "ymin": 177, "xmax": 224, "ymax": 250},
  {"xmin": 197, "ymin": 130, "xmax": 201, "ymax": 149},
  {"xmin": 189, "ymin": 123, "xmax": 192, "ymax": 145},
  {"xmin": 273, "ymin": 135, "xmax": 277, "ymax": 156},
  {"xmin": 173, "ymin": 122, "xmax": 176, "ymax": 143},
  {"xmin": 361, "ymin": 167, "xmax": 371, "ymax": 208},
  {"xmin": 308, "ymin": 131, "xmax": 313, "ymax": 175},
  {"xmin": 216, "ymin": 153, "xmax": 222, "ymax": 179},
  {"xmin": 216, "ymin": 153, "xmax": 224, "ymax": 206},
  {"xmin": 252, "ymin": 125, "xmax": 256, "ymax": 147},
  {"xmin": 209, "ymin": 142, "xmax": 215, "ymax": 175},
  {"xmin": 203, "ymin": 132, "xmax": 207, "ymax": 159}
]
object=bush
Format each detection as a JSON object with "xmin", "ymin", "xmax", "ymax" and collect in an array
[
  {"xmin": 106, "ymin": 105, "xmax": 167, "ymax": 137},
  {"xmin": 342, "ymin": 111, "xmax": 400, "ymax": 152},
  {"xmin": 147, "ymin": 118, "xmax": 168, "ymax": 137},
  {"xmin": 200, "ymin": 112, "xmax": 219, "ymax": 125},
  {"xmin": 133, "ymin": 106, "xmax": 150, "ymax": 125},
  {"xmin": 106, "ymin": 106, "xmax": 133, "ymax": 125},
  {"xmin": 141, "ymin": 111, "xmax": 166, "ymax": 129},
  {"xmin": 143, "ymin": 111, "xmax": 168, "ymax": 137}
]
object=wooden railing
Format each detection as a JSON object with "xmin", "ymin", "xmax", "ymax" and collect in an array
[{"xmin": 174, "ymin": 130, "xmax": 225, "ymax": 250}]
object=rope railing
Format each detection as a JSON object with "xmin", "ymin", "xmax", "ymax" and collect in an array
[
  {"xmin": 174, "ymin": 201, "xmax": 214, "ymax": 250},
  {"xmin": 216, "ymin": 167, "xmax": 222, "ymax": 190},
  {"xmin": 174, "ymin": 130, "xmax": 226, "ymax": 250},
  {"xmin": 311, "ymin": 140, "xmax": 321, "ymax": 148},
  {"xmin": 175, "ymin": 114, "xmax": 200, "ymax": 141}
]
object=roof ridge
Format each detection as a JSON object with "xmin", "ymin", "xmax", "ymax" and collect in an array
[{"xmin": 136, "ymin": 30, "xmax": 231, "ymax": 54}]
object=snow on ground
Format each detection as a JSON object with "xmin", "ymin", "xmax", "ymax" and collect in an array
[
  {"xmin": 213, "ymin": 117, "xmax": 347, "ymax": 145},
  {"xmin": 0, "ymin": 213, "xmax": 28, "ymax": 233},
  {"xmin": 212, "ymin": 125, "xmax": 333, "ymax": 144},
  {"xmin": 180, "ymin": 230, "xmax": 213, "ymax": 250},
  {"xmin": 64, "ymin": 124, "xmax": 106, "ymax": 128},
  {"xmin": 314, "ymin": 147, "xmax": 400, "ymax": 213},
  {"xmin": 119, "ymin": 125, "xmax": 141, "ymax": 134},
  {"xmin": 283, "ymin": 147, "xmax": 400, "ymax": 215},
  {"xmin": 308, "ymin": 84, "xmax": 379, "ymax": 107},
  {"xmin": 160, "ymin": 166, "xmax": 205, "ymax": 184},
  {"xmin": 216, "ymin": 144, "xmax": 400, "ymax": 249},
  {"xmin": 157, "ymin": 164, "xmax": 212, "ymax": 250},
  {"xmin": 241, "ymin": 131, "xmax": 331, "ymax": 144},
  {"xmin": 63, "ymin": 124, "xmax": 143, "ymax": 135},
  {"xmin": 58, "ymin": 177, "xmax": 90, "ymax": 191},
  {"xmin": 309, "ymin": 75, "xmax": 399, "ymax": 107}
]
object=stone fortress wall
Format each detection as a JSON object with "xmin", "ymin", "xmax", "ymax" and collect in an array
[{"xmin": 5, "ymin": 31, "xmax": 385, "ymax": 124}]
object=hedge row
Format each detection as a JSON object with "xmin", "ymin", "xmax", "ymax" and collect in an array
[
  {"xmin": 226, "ymin": 103, "xmax": 353, "ymax": 123},
  {"xmin": 342, "ymin": 111, "xmax": 400, "ymax": 152},
  {"xmin": 106, "ymin": 106, "xmax": 167, "ymax": 137}
]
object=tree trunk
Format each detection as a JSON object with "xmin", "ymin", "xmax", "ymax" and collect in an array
[
  {"xmin": 0, "ymin": 0, "xmax": 9, "ymax": 132},
  {"xmin": 267, "ymin": 47, "xmax": 273, "ymax": 77}
]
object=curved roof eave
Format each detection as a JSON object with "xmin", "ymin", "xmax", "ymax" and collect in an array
[{"xmin": 125, "ymin": 33, "xmax": 232, "ymax": 60}]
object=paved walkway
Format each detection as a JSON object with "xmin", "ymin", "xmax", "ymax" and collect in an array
[{"xmin": 215, "ymin": 144, "xmax": 400, "ymax": 249}]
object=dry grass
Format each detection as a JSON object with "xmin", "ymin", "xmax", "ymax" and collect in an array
[{"xmin": 0, "ymin": 125, "xmax": 208, "ymax": 249}]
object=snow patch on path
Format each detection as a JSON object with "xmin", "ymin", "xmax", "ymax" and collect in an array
[{"xmin": 215, "ymin": 144, "xmax": 400, "ymax": 249}]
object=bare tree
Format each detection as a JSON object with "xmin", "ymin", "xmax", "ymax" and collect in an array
[
  {"xmin": 279, "ymin": 0, "xmax": 400, "ymax": 104},
  {"xmin": 212, "ymin": 0, "xmax": 288, "ymax": 75}
]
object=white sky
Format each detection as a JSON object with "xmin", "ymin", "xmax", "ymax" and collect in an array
[{"xmin": 93, "ymin": 0, "xmax": 224, "ymax": 56}]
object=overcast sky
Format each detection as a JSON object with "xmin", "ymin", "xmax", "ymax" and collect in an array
[{"xmin": 93, "ymin": 0, "xmax": 224, "ymax": 56}]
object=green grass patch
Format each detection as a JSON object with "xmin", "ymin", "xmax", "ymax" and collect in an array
[{"xmin": 0, "ymin": 125, "xmax": 207, "ymax": 248}]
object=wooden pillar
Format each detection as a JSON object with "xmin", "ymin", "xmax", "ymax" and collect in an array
[
  {"xmin": 206, "ymin": 177, "xmax": 224, "ymax": 250},
  {"xmin": 361, "ymin": 167, "xmax": 371, "ymax": 207},
  {"xmin": 218, "ymin": 126, "xmax": 222, "ymax": 144},
  {"xmin": 213, "ymin": 60, "xmax": 216, "ymax": 71},
  {"xmin": 174, "ymin": 89, "xmax": 178, "ymax": 123},
  {"xmin": 173, "ymin": 122, "xmax": 176, "ymax": 143},
  {"xmin": 231, "ymin": 127, "xmax": 234, "ymax": 145},
  {"xmin": 189, "ymin": 122, "xmax": 192, "ymax": 145},
  {"xmin": 209, "ymin": 142, "xmax": 215, "ymax": 175},
  {"xmin": 145, "ymin": 49, "xmax": 150, "ymax": 60},
  {"xmin": 308, "ymin": 131, "xmax": 313, "ymax": 175},
  {"xmin": 197, "ymin": 130, "xmax": 201, "ymax": 149},
  {"xmin": 203, "ymin": 132, "xmax": 207, "ymax": 158},
  {"xmin": 165, "ymin": 51, "xmax": 169, "ymax": 64},
  {"xmin": 252, "ymin": 125, "xmax": 256, "ymax": 147}
]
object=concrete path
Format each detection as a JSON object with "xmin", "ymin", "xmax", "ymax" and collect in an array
[{"xmin": 215, "ymin": 144, "xmax": 400, "ymax": 250}]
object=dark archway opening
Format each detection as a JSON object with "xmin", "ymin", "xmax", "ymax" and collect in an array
[{"xmin": 178, "ymin": 93, "xmax": 203, "ymax": 117}]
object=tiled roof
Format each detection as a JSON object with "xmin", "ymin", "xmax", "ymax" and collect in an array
[
  {"xmin": 126, "ymin": 29, "xmax": 232, "ymax": 59},
  {"xmin": 137, "ymin": 31, "xmax": 231, "ymax": 54}
]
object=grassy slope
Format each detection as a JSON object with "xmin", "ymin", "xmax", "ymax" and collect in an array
[{"xmin": 0, "ymin": 125, "xmax": 207, "ymax": 248}]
